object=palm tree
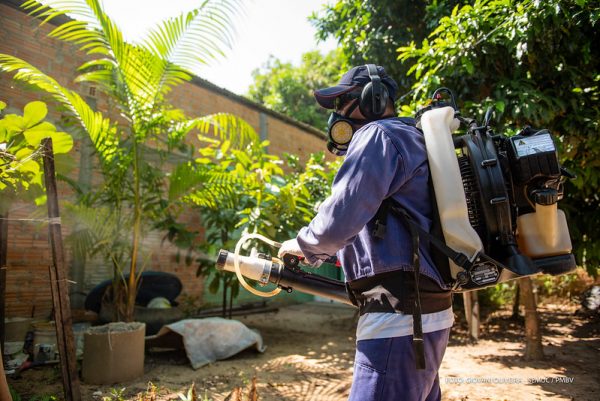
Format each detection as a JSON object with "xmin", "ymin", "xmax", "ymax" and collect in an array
[{"xmin": 0, "ymin": 0, "xmax": 257, "ymax": 322}]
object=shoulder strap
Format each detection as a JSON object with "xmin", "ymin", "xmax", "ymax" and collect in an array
[
  {"xmin": 399, "ymin": 205, "xmax": 426, "ymax": 370},
  {"xmin": 372, "ymin": 198, "xmax": 427, "ymax": 369},
  {"xmin": 375, "ymin": 199, "xmax": 472, "ymax": 271}
]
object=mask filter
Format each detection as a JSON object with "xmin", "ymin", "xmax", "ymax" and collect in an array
[{"xmin": 326, "ymin": 112, "xmax": 357, "ymax": 156}]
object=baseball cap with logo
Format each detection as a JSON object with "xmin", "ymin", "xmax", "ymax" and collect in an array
[{"xmin": 313, "ymin": 65, "xmax": 399, "ymax": 109}]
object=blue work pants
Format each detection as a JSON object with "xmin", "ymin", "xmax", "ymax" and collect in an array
[{"xmin": 348, "ymin": 328, "xmax": 451, "ymax": 401}]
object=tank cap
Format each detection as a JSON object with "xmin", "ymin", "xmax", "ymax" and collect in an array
[
  {"xmin": 216, "ymin": 249, "xmax": 229, "ymax": 270},
  {"xmin": 534, "ymin": 189, "xmax": 558, "ymax": 206}
]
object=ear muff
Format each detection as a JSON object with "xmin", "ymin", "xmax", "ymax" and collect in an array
[{"xmin": 359, "ymin": 64, "xmax": 389, "ymax": 120}]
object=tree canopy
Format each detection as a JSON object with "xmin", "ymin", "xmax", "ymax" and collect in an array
[
  {"xmin": 246, "ymin": 49, "xmax": 347, "ymax": 129},
  {"xmin": 310, "ymin": 0, "xmax": 466, "ymax": 96}
]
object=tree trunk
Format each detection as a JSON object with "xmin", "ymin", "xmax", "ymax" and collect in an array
[
  {"xmin": 519, "ymin": 277, "xmax": 544, "ymax": 360},
  {"xmin": 463, "ymin": 291, "xmax": 480, "ymax": 340},
  {"xmin": 511, "ymin": 281, "xmax": 521, "ymax": 319}
]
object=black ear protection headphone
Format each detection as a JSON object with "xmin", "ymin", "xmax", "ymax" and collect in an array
[
  {"xmin": 326, "ymin": 64, "xmax": 390, "ymax": 155},
  {"xmin": 359, "ymin": 64, "xmax": 390, "ymax": 120}
]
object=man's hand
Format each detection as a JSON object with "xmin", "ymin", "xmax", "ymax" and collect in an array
[{"xmin": 277, "ymin": 238, "xmax": 305, "ymax": 259}]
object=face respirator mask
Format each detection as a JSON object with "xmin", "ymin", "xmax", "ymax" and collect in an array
[
  {"xmin": 326, "ymin": 99, "xmax": 365, "ymax": 156},
  {"xmin": 325, "ymin": 65, "xmax": 392, "ymax": 156}
]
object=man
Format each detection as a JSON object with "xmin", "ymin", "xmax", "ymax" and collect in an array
[{"xmin": 278, "ymin": 65, "xmax": 454, "ymax": 401}]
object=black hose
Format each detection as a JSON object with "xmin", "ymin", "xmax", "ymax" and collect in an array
[{"xmin": 270, "ymin": 266, "xmax": 353, "ymax": 306}]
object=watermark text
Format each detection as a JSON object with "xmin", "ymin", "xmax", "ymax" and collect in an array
[{"xmin": 444, "ymin": 376, "xmax": 574, "ymax": 385}]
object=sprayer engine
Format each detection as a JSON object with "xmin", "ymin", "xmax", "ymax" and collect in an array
[{"xmin": 504, "ymin": 127, "xmax": 565, "ymax": 214}]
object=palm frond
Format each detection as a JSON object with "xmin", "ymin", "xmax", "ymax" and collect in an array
[
  {"xmin": 142, "ymin": 0, "xmax": 244, "ymax": 95},
  {"xmin": 49, "ymin": 19, "xmax": 109, "ymax": 55},
  {"xmin": 23, "ymin": 0, "xmax": 246, "ymax": 132},
  {"xmin": 192, "ymin": 113, "xmax": 259, "ymax": 148},
  {"xmin": 0, "ymin": 54, "xmax": 119, "ymax": 163},
  {"xmin": 23, "ymin": 1, "xmax": 114, "ymax": 59},
  {"xmin": 168, "ymin": 162, "xmax": 242, "ymax": 202},
  {"xmin": 28, "ymin": 0, "xmax": 125, "ymax": 57},
  {"xmin": 63, "ymin": 203, "xmax": 130, "ymax": 261},
  {"xmin": 24, "ymin": 1, "xmax": 152, "ymax": 123},
  {"xmin": 22, "ymin": 0, "xmax": 99, "ymax": 27},
  {"xmin": 185, "ymin": 184, "xmax": 237, "ymax": 209}
]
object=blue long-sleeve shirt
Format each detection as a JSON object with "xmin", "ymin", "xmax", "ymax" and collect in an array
[{"xmin": 297, "ymin": 117, "xmax": 444, "ymax": 287}]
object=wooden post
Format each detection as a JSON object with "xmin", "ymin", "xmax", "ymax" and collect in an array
[
  {"xmin": 0, "ymin": 210, "xmax": 7, "ymax": 354},
  {"xmin": 0, "ymin": 352, "xmax": 13, "ymax": 401},
  {"xmin": 511, "ymin": 281, "xmax": 521, "ymax": 319},
  {"xmin": 519, "ymin": 276, "xmax": 544, "ymax": 360},
  {"xmin": 0, "ymin": 209, "xmax": 9, "ymax": 401},
  {"xmin": 463, "ymin": 291, "xmax": 480, "ymax": 340},
  {"xmin": 41, "ymin": 138, "xmax": 81, "ymax": 401}
]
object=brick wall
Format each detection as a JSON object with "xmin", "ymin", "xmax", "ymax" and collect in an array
[{"xmin": 0, "ymin": 0, "xmax": 332, "ymax": 318}]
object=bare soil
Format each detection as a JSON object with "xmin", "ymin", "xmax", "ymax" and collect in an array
[{"xmin": 8, "ymin": 301, "xmax": 599, "ymax": 401}]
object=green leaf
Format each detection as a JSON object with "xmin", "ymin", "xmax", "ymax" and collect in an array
[
  {"xmin": 25, "ymin": 121, "xmax": 56, "ymax": 134},
  {"xmin": 0, "ymin": 101, "xmax": 6, "ymax": 111},
  {"xmin": 23, "ymin": 101, "xmax": 48, "ymax": 128},
  {"xmin": 23, "ymin": 128, "xmax": 55, "ymax": 146},
  {"xmin": 23, "ymin": 127, "xmax": 73, "ymax": 154},
  {"xmin": 14, "ymin": 147, "xmax": 34, "ymax": 160},
  {"xmin": 34, "ymin": 194, "xmax": 47, "ymax": 206},
  {"xmin": 209, "ymin": 275, "xmax": 221, "ymax": 294},
  {"xmin": 48, "ymin": 131, "xmax": 74, "ymax": 153},
  {"xmin": 495, "ymin": 100, "xmax": 505, "ymax": 113},
  {"xmin": 462, "ymin": 57, "xmax": 474, "ymax": 74},
  {"xmin": 1, "ymin": 114, "xmax": 26, "ymax": 132},
  {"xmin": 234, "ymin": 163, "xmax": 246, "ymax": 175},
  {"xmin": 17, "ymin": 158, "xmax": 40, "ymax": 174},
  {"xmin": 220, "ymin": 139, "xmax": 231, "ymax": 154}
]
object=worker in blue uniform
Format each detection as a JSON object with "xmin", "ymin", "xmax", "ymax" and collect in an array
[{"xmin": 278, "ymin": 65, "xmax": 454, "ymax": 401}]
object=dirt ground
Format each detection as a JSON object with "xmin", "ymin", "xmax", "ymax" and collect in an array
[{"xmin": 7, "ymin": 300, "xmax": 600, "ymax": 401}]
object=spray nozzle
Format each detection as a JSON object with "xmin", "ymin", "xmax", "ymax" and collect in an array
[{"xmin": 232, "ymin": 233, "xmax": 283, "ymax": 298}]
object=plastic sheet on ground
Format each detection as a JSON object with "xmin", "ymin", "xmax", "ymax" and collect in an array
[{"xmin": 149, "ymin": 317, "xmax": 266, "ymax": 369}]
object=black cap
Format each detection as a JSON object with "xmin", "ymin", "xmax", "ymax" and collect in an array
[{"xmin": 313, "ymin": 65, "xmax": 398, "ymax": 109}]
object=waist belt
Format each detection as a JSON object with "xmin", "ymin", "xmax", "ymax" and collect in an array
[{"xmin": 347, "ymin": 270, "xmax": 452, "ymax": 316}]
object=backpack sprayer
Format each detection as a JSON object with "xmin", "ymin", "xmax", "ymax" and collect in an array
[
  {"xmin": 416, "ymin": 88, "xmax": 576, "ymax": 291},
  {"xmin": 216, "ymin": 89, "xmax": 576, "ymax": 302}
]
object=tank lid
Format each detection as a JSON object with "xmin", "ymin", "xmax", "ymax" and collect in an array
[{"xmin": 216, "ymin": 249, "xmax": 229, "ymax": 270}]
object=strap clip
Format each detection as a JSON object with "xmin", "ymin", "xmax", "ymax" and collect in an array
[{"xmin": 373, "ymin": 220, "xmax": 387, "ymax": 239}]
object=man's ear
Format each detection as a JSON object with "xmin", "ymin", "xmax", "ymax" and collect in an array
[{"xmin": 384, "ymin": 101, "xmax": 397, "ymax": 116}]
